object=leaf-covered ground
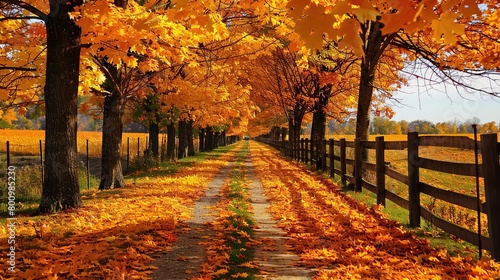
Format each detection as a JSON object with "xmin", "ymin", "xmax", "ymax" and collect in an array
[
  {"xmin": 0, "ymin": 147, "xmax": 238, "ymax": 279},
  {"xmin": 249, "ymin": 141, "xmax": 500, "ymax": 279},
  {"xmin": 2, "ymin": 140, "xmax": 500, "ymax": 279}
]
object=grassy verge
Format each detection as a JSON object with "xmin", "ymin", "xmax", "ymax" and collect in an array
[
  {"xmin": 209, "ymin": 143, "xmax": 258, "ymax": 280},
  {"xmin": 338, "ymin": 182, "xmax": 481, "ymax": 259}
]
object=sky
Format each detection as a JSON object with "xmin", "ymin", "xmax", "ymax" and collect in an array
[
  {"xmin": 391, "ymin": 90, "xmax": 500, "ymax": 124},
  {"xmin": 387, "ymin": 69, "xmax": 500, "ymax": 124}
]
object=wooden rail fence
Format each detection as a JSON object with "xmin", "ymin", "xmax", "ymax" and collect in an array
[{"xmin": 258, "ymin": 132, "xmax": 500, "ymax": 260}]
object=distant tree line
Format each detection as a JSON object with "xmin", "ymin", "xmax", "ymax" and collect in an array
[{"xmin": 322, "ymin": 117, "xmax": 499, "ymax": 135}]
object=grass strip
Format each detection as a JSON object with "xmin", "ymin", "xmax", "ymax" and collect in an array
[{"xmin": 205, "ymin": 142, "xmax": 259, "ymax": 279}]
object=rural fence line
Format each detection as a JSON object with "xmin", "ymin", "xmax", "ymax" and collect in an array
[
  {"xmin": 258, "ymin": 132, "xmax": 500, "ymax": 261},
  {"xmin": 2, "ymin": 134, "xmax": 240, "ymax": 190}
]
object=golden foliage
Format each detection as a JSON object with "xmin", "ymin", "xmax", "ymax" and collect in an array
[
  {"xmin": 0, "ymin": 144, "xmax": 234, "ymax": 279},
  {"xmin": 249, "ymin": 141, "xmax": 500, "ymax": 279}
]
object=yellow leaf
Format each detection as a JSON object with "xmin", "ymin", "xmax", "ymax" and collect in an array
[
  {"xmin": 431, "ymin": 12, "xmax": 464, "ymax": 45},
  {"xmin": 380, "ymin": 0, "xmax": 419, "ymax": 34},
  {"xmin": 104, "ymin": 236, "xmax": 116, "ymax": 242},
  {"xmin": 1, "ymin": 108, "xmax": 17, "ymax": 125},
  {"xmin": 292, "ymin": 3, "xmax": 336, "ymax": 49},
  {"xmin": 215, "ymin": 268, "xmax": 228, "ymax": 275},
  {"xmin": 352, "ymin": 1, "xmax": 379, "ymax": 23}
]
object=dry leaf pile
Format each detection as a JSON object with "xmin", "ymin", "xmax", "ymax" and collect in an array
[
  {"xmin": 250, "ymin": 142, "xmax": 500, "ymax": 279},
  {"xmin": 0, "ymin": 152, "xmax": 234, "ymax": 279}
]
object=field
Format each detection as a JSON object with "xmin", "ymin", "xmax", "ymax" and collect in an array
[
  {"xmin": 2, "ymin": 129, "xmax": 496, "ymax": 237},
  {"xmin": 297, "ymin": 133, "xmax": 499, "ymax": 246},
  {"xmin": 0, "ymin": 129, "xmax": 150, "ymax": 159}
]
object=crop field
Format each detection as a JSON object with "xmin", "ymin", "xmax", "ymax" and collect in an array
[
  {"xmin": 319, "ymin": 134, "xmax": 499, "ymax": 239},
  {"xmin": 0, "ymin": 129, "xmax": 149, "ymax": 159}
]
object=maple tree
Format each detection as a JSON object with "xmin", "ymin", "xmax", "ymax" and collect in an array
[
  {"xmin": 286, "ymin": 0, "xmax": 500, "ymax": 161},
  {"xmin": 73, "ymin": 0, "xmax": 168, "ymax": 189},
  {"xmin": 306, "ymin": 46, "xmax": 358, "ymax": 166},
  {"xmin": 247, "ymin": 47, "xmax": 318, "ymax": 158},
  {"xmin": 0, "ymin": 0, "xmax": 87, "ymax": 211}
]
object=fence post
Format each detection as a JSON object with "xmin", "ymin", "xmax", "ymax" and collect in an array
[
  {"xmin": 305, "ymin": 138, "xmax": 309, "ymax": 164},
  {"xmin": 481, "ymin": 133, "xmax": 500, "ymax": 261},
  {"xmin": 137, "ymin": 137, "xmax": 140, "ymax": 161},
  {"xmin": 329, "ymin": 139, "xmax": 334, "ymax": 178},
  {"xmin": 37, "ymin": 139, "xmax": 45, "ymax": 187},
  {"xmin": 316, "ymin": 138, "xmax": 321, "ymax": 167},
  {"xmin": 408, "ymin": 131, "xmax": 420, "ymax": 227},
  {"xmin": 354, "ymin": 138, "xmax": 362, "ymax": 192},
  {"xmin": 127, "ymin": 137, "xmax": 130, "ymax": 170},
  {"xmin": 86, "ymin": 139, "xmax": 90, "ymax": 190},
  {"xmin": 299, "ymin": 138, "xmax": 303, "ymax": 162},
  {"xmin": 6, "ymin": 141, "xmax": 10, "ymax": 167},
  {"xmin": 322, "ymin": 139, "xmax": 327, "ymax": 172},
  {"xmin": 376, "ymin": 136, "xmax": 385, "ymax": 206},
  {"xmin": 292, "ymin": 138, "xmax": 299, "ymax": 160},
  {"xmin": 309, "ymin": 137, "xmax": 314, "ymax": 165},
  {"xmin": 340, "ymin": 138, "xmax": 346, "ymax": 186}
]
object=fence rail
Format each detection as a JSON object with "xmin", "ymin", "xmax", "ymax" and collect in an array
[{"xmin": 258, "ymin": 132, "xmax": 500, "ymax": 260}]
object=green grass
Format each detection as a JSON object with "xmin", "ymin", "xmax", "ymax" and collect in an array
[
  {"xmin": 216, "ymin": 142, "xmax": 258, "ymax": 280},
  {"xmin": 338, "ymin": 183, "xmax": 481, "ymax": 259},
  {"xmin": 301, "ymin": 143, "xmax": 486, "ymax": 260}
]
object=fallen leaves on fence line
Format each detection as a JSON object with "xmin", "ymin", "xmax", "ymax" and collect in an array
[{"xmin": 250, "ymin": 141, "xmax": 500, "ymax": 279}]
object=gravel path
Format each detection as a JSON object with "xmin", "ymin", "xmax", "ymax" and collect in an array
[
  {"xmin": 150, "ymin": 145, "xmax": 314, "ymax": 279},
  {"xmin": 150, "ymin": 161, "xmax": 234, "ymax": 279},
  {"xmin": 246, "ymin": 158, "xmax": 313, "ymax": 280}
]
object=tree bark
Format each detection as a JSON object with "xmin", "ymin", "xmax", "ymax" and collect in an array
[
  {"xmin": 98, "ymin": 0, "xmax": 129, "ymax": 190},
  {"xmin": 221, "ymin": 130, "xmax": 226, "ymax": 146},
  {"xmin": 166, "ymin": 122, "xmax": 176, "ymax": 160},
  {"xmin": 355, "ymin": 20, "xmax": 390, "ymax": 161},
  {"xmin": 287, "ymin": 103, "xmax": 305, "ymax": 159},
  {"xmin": 199, "ymin": 128, "xmax": 205, "ymax": 152},
  {"xmin": 311, "ymin": 86, "xmax": 330, "ymax": 169},
  {"xmin": 187, "ymin": 120, "xmax": 195, "ymax": 156},
  {"xmin": 99, "ymin": 92, "xmax": 125, "ymax": 190},
  {"xmin": 149, "ymin": 122, "xmax": 159, "ymax": 157},
  {"xmin": 205, "ymin": 126, "xmax": 213, "ymax": 151},
  {"xmin": 178, "ymin": 120, "xmax": 188, "ymax": 159},
  {"xmin": 214, "ymin": 131, "xmax": 220, "ymax": 148},
  {"xmin": 39, "ymin": 0, "xmax": 83, "ymax": 213}
]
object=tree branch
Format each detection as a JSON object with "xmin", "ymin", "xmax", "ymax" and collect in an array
[
  {"xmin": 0, "ymin": 66, "xmax": 37, "ymax": 71},
  {"xmin": 0, "ymin": 0, "xmax": 48, "ymax": 22}
]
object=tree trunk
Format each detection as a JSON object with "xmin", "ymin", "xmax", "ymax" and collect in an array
[
  {"xmin": 178, "ymin": 120, "xmax": 188, "ymax": 159},
  {"xmin": 287, "ymin": 103, "xmax": 305, "ymax": 159},
  {"xmin": 355, "ymin": 20, "xmax": 389, "ymax": 161},
  {"xmin": 199, "ymin": 128, "xmax": 205, "ymax": 152},
  {"xmin": 97, "ymin": 0, "xmax": 129, "ymax": 191},
  {"xmin": 99, "ymin": 92, "xmax": 125, "ymax": 190},
  {"xmin": 166, "ymin": 122, "xmax": 176, "ymax": 160},
  {"xmin": 205, "ymin": 126, "xmax": 213, "ymax": 151},
  {"xmin": 355, "ymin": 61, "xmax": 374, "ymax": 155},
  {"xmin": 214, "ymin": 131, "xmax": 220, "ymax": 148},
  {"xmin": 221, "ymin": 130, "xmax": 226, "ymax": 146},
  {"xmin": 39, "ymin": 0, "xmax": 83, "ymax": 213},
  {"xmin": 281, "ymin": 127, "xmax": 287, "ymax": 141},
  {"xmin": 149, "ymin": 122, "xmax": 159, "ymax": 157},
  {"xmin": 311, "ymin": 86, "xmax": 330, "ymax": 169},
  {"xmin": 187, "ymin": 120, "xmax": 195, "ymax": 156}
]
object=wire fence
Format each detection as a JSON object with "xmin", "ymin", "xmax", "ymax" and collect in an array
[{"xmin": 1, "ymin": 136, "xmax": 151, "ymax": 190}]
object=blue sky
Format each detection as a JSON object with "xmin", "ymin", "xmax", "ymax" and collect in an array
[
  {"xmin": 391, "ymin": 90, "xmax": 500, "ymax": 124},
  {"xmin": 388, "ymin": 69, "xmax": 500, "ymax": 124}
]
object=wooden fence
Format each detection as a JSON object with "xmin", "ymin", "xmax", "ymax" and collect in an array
[{"xmin": 258, "ymin": 132, "xmax": 500, "ymax": 260}]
